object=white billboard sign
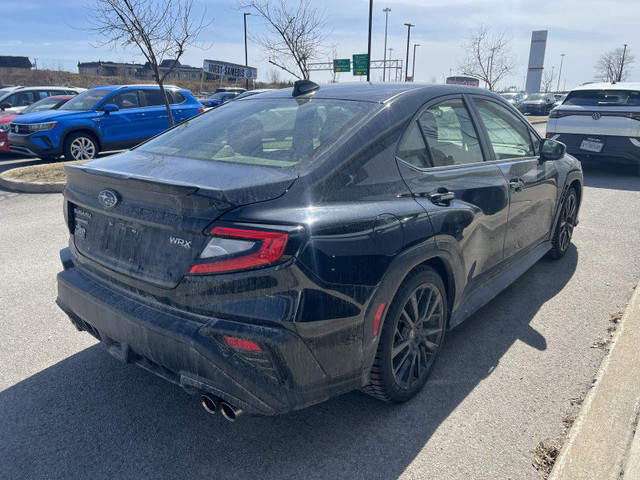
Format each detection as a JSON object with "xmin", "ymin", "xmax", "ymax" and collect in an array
[
  {"xmin": 203, "ymin": 59, "xmax": 257, "ymax": 80},
  {"xmin": 525, "ymin": 30, "xmax": 548, "ymax": 94}
]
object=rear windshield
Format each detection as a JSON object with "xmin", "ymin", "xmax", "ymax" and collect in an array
[
  {"xmin": 138, "ymin": 98, "xmax": 373, "ymax": 168},
  {"xmin": 563, "ymin": 89, "xmax": 640, "ymax": 107}
]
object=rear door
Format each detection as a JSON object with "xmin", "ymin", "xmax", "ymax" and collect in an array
[
  {"xmin": 469, "ymin": 95, "xmax": 558, "ymax": 259},
  {"xmin": 140, "ymin": 89, "xmax": 173, "ymax": 135},
  {"xmin": 396, "ymin": 95, "xmax": 511, "ymax": 294}
]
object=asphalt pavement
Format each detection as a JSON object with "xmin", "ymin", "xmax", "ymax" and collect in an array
[{"xmin": 1, "ymin": 151, "xmax": 640, "ymax": 479}]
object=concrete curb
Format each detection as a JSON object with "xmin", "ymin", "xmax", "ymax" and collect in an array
[
  {"xmin": 549, "ymin": 280, "xmax": 640, "ymax": 479},
  {"xmin": 0, "ymin": 171, "xmax": 64, "ymax": 194}
]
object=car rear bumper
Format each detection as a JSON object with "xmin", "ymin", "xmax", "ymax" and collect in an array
[
  {"xmin": 56, "ymin": 248, "xmax": 363, "ymax": 415},
  {"xmin": 8, "ymin": 132, "xmax": 61, "ymax": 158},
  {"xmin": 550, "ymin": 133, "xmax": 640, "ymax": 165}
]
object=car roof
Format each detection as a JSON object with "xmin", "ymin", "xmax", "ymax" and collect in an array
[
  {"xmin": 249, "ymin": 82, "xmax": 498, "ymax": 104},
  {"xmin": 571, "ymin": 82, "xmax": 640, "ymax": 92}
]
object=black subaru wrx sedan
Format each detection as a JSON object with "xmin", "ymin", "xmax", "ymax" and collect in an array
[{"xmin": 56, "ymin": 81, "xmax": 582, "ymax": 419}]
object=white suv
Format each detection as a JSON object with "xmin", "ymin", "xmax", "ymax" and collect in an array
[
  {"xmin": 0, "ymin": 85, "xmax": 85, "ymax": 114},
  {"xmin": 546, "ymin": 82, "xmax": 640, "ymax": 172}
]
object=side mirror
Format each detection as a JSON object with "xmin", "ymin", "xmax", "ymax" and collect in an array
[
  {"xmin": 0, "ymin": 102, "xmax": 11, "ymax": 110},
  {"xmin": 540, "ymin": 138, "xmax": 566, "ymax": 162},
  {"xmin": 102, "ymin": 104, "xmax": 119, "ymax": 114}
]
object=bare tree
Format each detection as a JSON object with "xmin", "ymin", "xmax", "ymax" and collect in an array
[
  {"xmin": 541, "ymin": 67, "xmax": 555, "ymax": 93},
  {"xmin": 240, "ymin": 0, "xmax": 329, "ymax": 80},
  {"xmin": 86, "ymin": 0, "xmax": 206, "ymax": 126},
  {"xmin": 594, "ymin": 47, "xmax": 635, "ymax": 82},
  {"xmin": 458, "ymin": 24, "xmax": 518, "ymax": 91}
]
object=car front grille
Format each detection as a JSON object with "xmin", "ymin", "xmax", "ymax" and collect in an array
[{"xmin": 11, "ymin": 124, "xmax": 31, "ymax": 135}]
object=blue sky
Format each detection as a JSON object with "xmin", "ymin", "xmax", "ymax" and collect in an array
[{"xmin": 2, "ymin": 0, "xmax": 638, "ymax": 90}]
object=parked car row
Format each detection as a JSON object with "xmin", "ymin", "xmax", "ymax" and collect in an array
[
  {"xmin": 499, "ymin": 91, "xmax": 560, "ymax": 115},
  {"xmin": 1, "ymin": 84, "xmax": 275, "ymax": 160}
]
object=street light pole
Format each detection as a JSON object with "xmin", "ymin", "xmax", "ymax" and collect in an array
[
  {"xmin": 556, "ymin": 53, "xmax": 565, "ymax": 92},
  {"xmin": 618, "ymin": 44, "xmax": 628, "ymax": 82},
  {"xmin": 404, "ymin": 23, "xmax": 414, "ymax": 81},
  {"xmin": 411, "ymin": 43, "xmax": 420, "ymax": 82},
  {"xmin": 366, "ymin": 0, "xmax": 373, "ymax": 82},
  {"xmin": 388, "ymin": 47, "xmax": 394, "ymax": 81},
  {"xmin": 382, "ymin": 7, "xmax": 391, "ymax": 82},
  {"xmin": 243, "ymin": 12, "xmax": 251, "ymax": 89}
]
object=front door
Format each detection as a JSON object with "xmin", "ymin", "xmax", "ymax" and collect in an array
[
  {"xmin": 100, "ymin": 90, "xmax": 147, "ymax": 147},
  {"xmin": 469, "ymin": 96, "xmax": 559, "ymax": 259},
  {"xmin": 396, "ymin": 95, "xmax": 511, "ymax": 295}
]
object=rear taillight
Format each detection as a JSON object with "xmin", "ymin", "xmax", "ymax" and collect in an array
[
  {"xmin": 190, "ymin": 226, "xmax": 288, "ymax": 274},
  {"xmin": 198, "ymin": 107, "xmax": 204, "ymax": 113},
  {"xmin": 224, "ymin": 336, "xmax": 262, "ymax": 351},
  {"xmin": 546, "ymin": 132, "xmax": 551, "ymax": 139},
  {"xmin": 549, "ymin": 110, "xmax": 559, "ymax": 118}
]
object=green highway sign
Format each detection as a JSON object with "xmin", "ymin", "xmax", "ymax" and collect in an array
[
  {"xmin": 353, "ymin": 54, "xmax": 369, "ymax": 76},
  {"xmin": 333, "ymin": 59, "xmax": 350, "ymax": 72}
]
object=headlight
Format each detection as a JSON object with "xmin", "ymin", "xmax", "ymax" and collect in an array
[
  {"xmin": 29, "ymin": 122, "xmax": 57, "ymax": 132},
  {"xmin": 0, "ymin": 123, "xmax": 9, "ymax": 132}
]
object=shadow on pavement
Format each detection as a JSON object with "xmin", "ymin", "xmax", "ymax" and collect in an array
[
  {"xmin": 582, "ymin": 163, "xmax": 640, "ymax": 192},
  {"xmin": 0, "ymin": 246, "xmax": 578, "ymax": 480}
]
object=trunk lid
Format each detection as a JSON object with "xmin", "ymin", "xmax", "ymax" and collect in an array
[{"xmin": 65, "ymin": 150, "xmax": 298, "ymax": 288}]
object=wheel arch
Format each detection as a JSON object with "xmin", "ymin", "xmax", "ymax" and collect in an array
[
  {"xmin": 61, "ymin": 126, "xmax": 103, "ymax": 151},
  {"xmin": 361, "ymin": 241, "xmax": 460, "ymax": 373}
]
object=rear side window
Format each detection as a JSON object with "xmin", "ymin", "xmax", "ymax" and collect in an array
[
  {"xmin": 142, "ymin": 90, "xmax": 165, "ymax": 106},
  {"xmin": 397, "ymin": 98, "xmax": 484, "ymax": 168},
  {"xmin": 473, "ymin": 98, "xmax": 535, "ymax": 160},
  {"xmin": 169, "ymin": 91, "xmax": 185, "ymax": 104},
  {"xmin": 563, "ymin": 89, "xmax": 640, "ymax": 107},
  {"xmin": 138, "ymin": 98, "xmax": 372, "ymax": 168}
]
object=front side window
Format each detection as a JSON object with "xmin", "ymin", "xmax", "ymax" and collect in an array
[
  {"xmin": 108, "ymin": 91, "xmax": 141, "ymax": 110},
  {"xmin": 3, "ymin": 91, "xmax": 36, "ymax": 107},
  {"xmin": 473, "ymin": 98, "xmax": 535, "ymax": 160},
  {"xmin": 138, "ymin": 98, "xmax": 372, "ymax": 168},
  {"xmin": 412, "ymin": 98, "xmax": 484, "ymax": 167}
]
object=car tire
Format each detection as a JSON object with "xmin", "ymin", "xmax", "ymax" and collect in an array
[
  {"xmin": 548, "ymin": 187, "xmax": 578, "ymax": 259},
  {"xmin": 63, "ymin": 132, "xmax": 99, "ymax": 161},
  {"xmin": 363, "ymin": 266, "xmax": 447, "ymax": 403}
]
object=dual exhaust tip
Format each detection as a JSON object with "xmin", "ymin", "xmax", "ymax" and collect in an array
[{"xmin": 200, "ymin": 394, "xmax": 243, "ymax": 422}]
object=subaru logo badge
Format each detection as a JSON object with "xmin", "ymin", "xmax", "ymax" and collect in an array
[
  {"xmin": 591, "ymin": 112, "xmax": 601, "ymax": 120},
  {"xmin": 99, "ymin": 189, "xmax": 119, "ymax": 208}
]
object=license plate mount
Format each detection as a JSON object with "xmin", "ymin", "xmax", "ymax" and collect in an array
[{"xmin": 579, "ymin": 137, "xmax": 604, "ymax": 153}]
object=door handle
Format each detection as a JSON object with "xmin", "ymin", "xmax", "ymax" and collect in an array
[
  {"xmin": 426, "ymin": 190, "xmax": 456, "ymax": 205},
  {"xmin": 509, "ymin": 179, "xmax": 524, "ymax": 192}
]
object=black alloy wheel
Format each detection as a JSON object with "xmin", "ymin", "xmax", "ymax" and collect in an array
[
  {"xmin": 549, "ymin": 187, "xmax": 578, "ymax": 259},
  {"xmin": 364, "ymin": 266, "xmax": 447, "ymax": 403}
]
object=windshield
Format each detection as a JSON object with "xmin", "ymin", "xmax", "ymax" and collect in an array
[
  {"xmin": 138, "ymin": 98, "xmax": 373, "ymax": 168},
  {"xmin": 59, "ymin": 89, "xmax": 111, "ymax": 111},
  {"xmin": 563, "ymin": 89, "xmax": 640, "ymax": 107},
  {"xmin": 501, "ymin": 93, "xmax": 516, "ymax": 99},
  {"xmin": 22, "ymin": 97, "xmax": 67, "ymax": 114},
  {"xmin": 209, "ymin": 92, "xmax": 235, "ymax": 100},
  {"xmin": 527, "ymin": 93, "xmax": 546, "ymax": 101}
]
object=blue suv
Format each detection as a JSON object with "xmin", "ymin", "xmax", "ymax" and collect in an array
[{"xmin": 8, "ymin": 85, "xmax": 204, "ymax": 160}]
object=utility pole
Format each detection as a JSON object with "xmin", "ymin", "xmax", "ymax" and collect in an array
[
  {"xmin": 382, "ymin": 7, "xmax": 391, "ymax": 82},
  {"xmin": 404, "ymin": 23, "xmax": 414, "ymax": 81},
  {"xmin": 556, "ymin": 53, "xmax": 565, "ymax": 92},
  {"xmin": 618, "ymin": 44, "xmax": 628, "ymax": 82},
  {"xmin": 243, "ymin": 12, "xmax": 251, "ymax": 89},
  {"xmin": 366, "ymin": 0, "xmax": 373, "ymax": 82},
  {"xmin": 411, "ymin": 43, "xmax": 420, "ymax": 82}
]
